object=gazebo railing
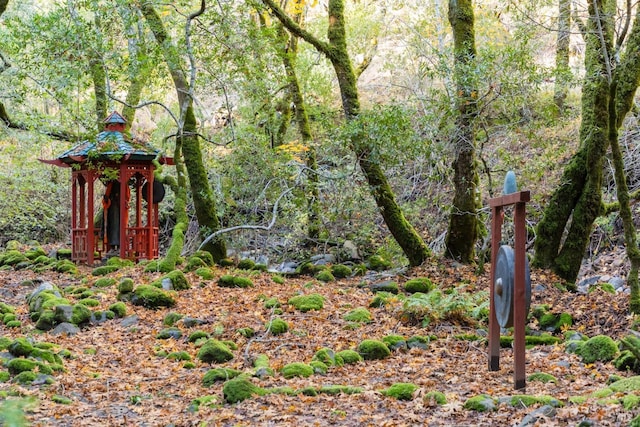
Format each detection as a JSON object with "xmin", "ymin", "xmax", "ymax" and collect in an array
[{"xmin": 124, "ymin": 227, "xmax": 159, "ymax": 260}]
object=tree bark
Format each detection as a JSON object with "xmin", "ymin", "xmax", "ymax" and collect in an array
[
  {"xmin": 554, "ymin": 0, "xmax": 571, "ymax": 112},
  {"xmin": 445, "ymin": 0, "xmax": 480, "ymax": 263},
  {"xmin": 262, "ymin": 0, "xmax": 430, "ymax": 266},
  {"xmin": 139, "ymin": 2, "xmax": 227, "ymax": 261},
  {"xmin": 534, "ymin": 0, "xmax": 628, "ymax": 283}
]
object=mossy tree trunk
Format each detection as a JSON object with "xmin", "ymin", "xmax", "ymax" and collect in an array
[
  {"xmin": 608, "ymin": 6, "xmax": 640, "ymax": 313},
  {"xmin": 444, "ymin": 0, "xmax": 480, "ymax": 263},
  {"xmin": 534, "ymin": 0, "xmax": 640, "ymax": 285},
  {"xmin": 262, "ymin": 0, "xmax": 430, "ymax": 266},
  {"xmin": 553, "ymin": 0, "xmax": 571, "ymax": 112},
  {"xmin": 276, "ymin": 15, "xmax": 322, "ymax": 241},
  {"xmin": 139, "ymin": 2, "xmax": 227, "ymax": 261}
]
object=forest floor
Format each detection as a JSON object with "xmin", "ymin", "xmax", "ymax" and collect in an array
[{"xmin": 0, "ymin": 254, "xmax": 638, "ymax": 427}]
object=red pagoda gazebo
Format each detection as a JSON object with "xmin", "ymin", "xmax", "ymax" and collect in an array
[{"xmin": 41, "ymin": 111, "xmax": 173, "ymax": 265}]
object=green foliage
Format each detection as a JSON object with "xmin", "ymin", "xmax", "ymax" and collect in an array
[
  {"xmin": 167, "ymin": 351, "xmax": 191, "ymax": 362},
  {"xmin": 288, "ymin": 293, "xmax": 325, "ymax": 312},
  {"xmin": 510, "ymin": 395, "xmax": 562, "ymax": 408}
]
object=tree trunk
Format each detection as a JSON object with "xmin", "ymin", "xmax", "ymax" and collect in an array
[
  {"xmin": 445, "ymin": 0, "xmax": 479, "ymax": 263},
  {"xmin": 139, "ymin": 2, "xmax": 227, "ymax": 261},
  {"xmin": 0, "ymin": 0, "xmax": 8, "ymax": 16},
  {"xmin": 534, "ymin": 0, "xmax": 640, "ymax": 282},
  {"xmin": 262, "ymin": 0, "xmax": 430, "ymax": 266},
  {"xmin": 277, "ymin": 22, "xmax": 322, "ymax": 241},
  {"xmin": 554, "ymin": 0, "xmax": 571, "ymax": 112}
]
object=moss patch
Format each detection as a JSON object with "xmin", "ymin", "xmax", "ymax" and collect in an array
[
  {"xmin": 403, "ymin": 278, "xmax": 435, "ymax": 294},
  {"xmin": 131, "ymin": 285, "xmax": 175, "ymax": 309},
  {"xmin": 463, "ymin": 394, "xmax": 497, "ymax": 412},
  {"xmin": 281, "ymin": 362, "xmax": 314, "ymax": 379},
  {"xmin": 579, "ymin": 335, "xmax": 619, "ymax": 364},
  {"xmin": 203, "ymin": 368, "xmax": 242, "ymax": 386},
  {"xmin": 343, "ymin": 307, "xmax": 372, "ymax": 324},
  {"xmin": 358, "ymin": 339, "xmax": 391, "ymax": 360},
  {"xmin": 382, "ymin": 382, "xmax": 418, "ymax": 400},
  {"xmin": 288, "ymin": 293, "xmax": 325, "ymax": 312},
  {"xmin": 266, "ymin": 317, "xmax": 288, "ymax": 335},
  {"xmin": 197, "ymin": 339, "xmax": 234, "ymax": 364},
  {"xmin": 336, "ymin": 349, "xmax": 362, "ymax": 364},
  {"xmin": 218, "ymin": 275, "xmax": 254, "ymax": 288},
  {"xmin": 222, "ymin": 377, "xmax": 264, "ymax": 403}
]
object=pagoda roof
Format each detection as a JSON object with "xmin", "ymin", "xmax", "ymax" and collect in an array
[{"xmin": 40, "ymin": 130, "xmax": 173, "ymax": 167}]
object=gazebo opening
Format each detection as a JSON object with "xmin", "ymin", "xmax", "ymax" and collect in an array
[{"xmin": 41, "ymin": 111, "xmax": 172, "ymax": 265}]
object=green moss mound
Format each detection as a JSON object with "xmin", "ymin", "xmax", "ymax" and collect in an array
[
  {"xmin": 331, "ymin": 264, "xmax": 353, "ymax": 278},
  {"xmin": 579, "ymin": 335, "xmax": 619, "ymax": 364},
  {"xmin": 463, "ymin": 394, "xmax": 497, "ymax": 412},
  {"xmin": 91, "ymin": 265, "xmax": 119, "ymax": 276},
  {"xmin": 367, "ymin": 255, "xmax": 392, "ymax": 271},
  {"xmin": 0, "ymin": 302, "xmax": 15, "ymax": 314},
  {"xmin": 407, "ymin": 335, "xmax": 432, "ymax": 350},
  {"xmin": 510, "ymin": 394, "xmax": 563, "ymax": 408},
  {"xmin": 369, "ymin": 291, "xmax": 395, "ymax": 308},
  {"xmin": 383, "ymin": 334, "xmax": 407, "ymax": 351},
  {"xmin": 153, "ymin": 270, "xmax": 190, "ymax": 291},
  {"xmin": 315, "ymin": 269, "xmax": 335, "ymax": 282},
  {"xmin": 8, "ymin": 338, "xmax": 34, "ymax": 357},
  {"xmin": 167, "ymin": 351, "xmax": 192, "ymax": 361},
  {"xmin": 218, "ymin": 275, "xmax": 254, "ymax": 288},
  {"xmin": 313, "ymin": 348, "xmax": 344, "ymax": 367},
  {"xmin": 528, "ymin": 372, "xmax": 557, "ymax": 384},
  {"xmin": 281, "ymin": 362, "xmax": 314, "ymax": 379},
  {"xmin": 131, "ymin": 285, "xmax": 175, "ymax": 309},
  {"xmin": 54, "ymin": 260, "xmax": 78, "ymax": 274},
  {"xmin": 288, "ymin": 293, "xmax": 325, "ymax": 312},
  {"xmin": 336, "ymin": 349, "xmax": 362, "ymax": 364},
  {"xmin": 203, "ymin": 368, "xmax": 242, "ymax": 386},
  {"xmin": 343, "ymin": 307, "xmax": 372, "ymax": 324},
  {"xmin": 424, "ymin": 391, "xmax": 447, "ymax": 405},
  {"xmin": 237, "ymin": 259, "xmax": 256, "ymax": 270},
  {"xmin": 77, "ymin": 298, "xmax": 100, "ymax": 307},
  {"xmin": 266, "ymin": 317, "xmax": 288, "ymax": 335},
  {"xmin": 310, "ymin": 360, "xmax": 328, "ymax": 375},
  {"xmin": 223, "ymin": 377, "xmax": 263, "ymax": 404},
  {"xmin": 106, "ymin": 257, "xmax": 134, "ymax": 268},
  {"xmin": 263, "ymin": 297, "xmax": 281, "ymax": 309},
  {"xmin": 157, "ymin": 327, "xmax": 183, "ymax": 340},
  {"xmin": 117, "ymin": 278, "xmax": 134, "ymax": 294},
  {"xmin": 7, "ymin": 358, "xmax": 37, "ymax": 375},
  {"xmin": 188, "ymin": 330, "xmax": 211, "ymax": 343},
  {"xmin": 194, "ymin": 267, "xmax": 215, "ymax": 280},
  {"xmin": 108, "ymin": 302, "xmax": 127, "ymax": 318},
  {"xmin": 163, "ymin": 312, "xmax": 183, "ymax": 326},
  {"xmin": 236, "ymin": 327, "xmax": 255, "ymax": 338},
  {"xmin": 382, "ymin": 382, "xmax": 418, "ymax": 400},
  {"xmin": 317, "ymin": 385, "xmax": 363, "ymax": 395},
  {"xmin": 358, "ymin": 339, "xmax": 391, "ymax": 360},
  {"xmin": 404, "ymin": 278, "xmax": 435, "ymax": 294},
  {"xmin": 197, "ymin": 339, "xmax": 234, "ymax": 364}
]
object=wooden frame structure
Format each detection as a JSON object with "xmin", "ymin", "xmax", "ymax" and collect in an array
[{"xmin": 488, "ymin": 190, "xmax": 530, "ymax": 390}]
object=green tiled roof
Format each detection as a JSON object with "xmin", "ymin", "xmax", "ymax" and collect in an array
[{"xmin": 57, "ymin": 131, "xmax": 161, "ymax": 164}]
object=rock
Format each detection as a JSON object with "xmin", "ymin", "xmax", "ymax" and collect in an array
[
  {"xmin": 577, "ymin": 276, "xmax": 600, "ymax": 288},
  {"xmin": 609, "ymin": 276, "xmax": 625, "ymax": 290},
  {"xmin": 343, "ymin": 240, "xmax": 360, "ymax": 260},
  {"xmin": 370, "ymin": 280, "xmax": 399, "ymax": 294},
  {"xmin": 271, "ymin": 261, "xmax": 298, "ymax": 274},
  {"xmin": 599, "ymin": 274, "xmax": 612, "ymax": 283},
  {"xmin": 51, "ymin": 322, "xmax": 80, "ymax": 336},
  {"xmin": 120, "ymin": 315, "xmax": 139, "ymax": 327},
  {"xmin": 182, "ymin": 317, "xmax": 206, "ymax": 328},
  {"xmin": 516, "ymin": 404, "xmax": 556, "ymax": 427},
  {"xmin": 311, "ymin": 254, "xmax": 336, "ymax": 265}
]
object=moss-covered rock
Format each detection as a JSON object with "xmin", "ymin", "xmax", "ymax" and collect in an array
[
  {"xmin": 163, "ymin": 312, "xmax": 183, "ymax": 326},
  {"xmin": 117, "ymin": 278, "xmax": 135, "ymax": 294},
  {"xmin": 70, "ymin": 304, "xmax": 92, "ymax": 325},
  {"xmin": 281, "ymin": 362, "xmax": 314, "ymax": 379},
  {"xmin": 35, "ymin": 309, "xmax": 56, "ymax": 331},
  {"xmin": 237, "ymin": 258, "xmax": 256, "ymax": 270},
  {"xmin": 315, "ymin": 269, "xmax": 335, "ymax": 282},
  {"xmin": 463, "ymin": 394, "xmax": 497, "ymax": 412},
  {"xmin": 331, "ymin": 264, "xmax": 353, "ymax": 279},
  {"xmin": 203, "ymin": 367, "xmax": 242, "ymax": 386},
  {"xmin": 288, "ymin": 293, "xmax": 325, "ymax": 312},
  {"xmin": 370, "ymin": 280, "xmax": 399, "ymax": 295},
  {"xmin": 407, "ymin": 335, "xmax": 432, "ymax": 350},
  {"xmin": 236, "ymin": 327, "xmax": 255, "ymax": 338},
  {"xmin": 13, "ymin": 371, "xmax": 37, "ymax": 385},
  {"xmin": 382, "ymin": 382, "xmax": 418, "ymax": 400},
  {"xmin": 194, "ymin": 267, "xmax": 215, "ymax": 280},
  {"xmin": 579, "ymin": 335, "xmax": 619, "ymax": 364},
  {"xmin": 0, "ymin": 302, "xmax": 15, "ymax": 314},
  {"xmin": 343, "ymin": 307, "xmax": 372, "ymax": 324},
  {"xmin": 336, "ymin": 349, "xmax": 362, "ymax": 364},
  {"xmin": 167, "ymin": 351, "xmax": 192, "ymax": 361},
  {"xmin": 317, "ymin": 385, "xmax": 363, "ymax": 395},
  {"xmin": 108, "ymin": 302, "xmax": 127, "ymax": 318},
  {"xmin": 94, "ymin": 277, "xmax": 116, "ymax": 288},
  {"xmin": 358, "ymin": 339, "xmax": 391, "ymax": 360},
  {"xmin": 197, "ymin": 339, "xmax": 234, "ymax": 364},
  {"xmin": 296, "ymin": 262, "xmax": 325, "ymax": 276},
  {"xmin": 310, "ymin": 360, "xmax": 328, "ymax": 375},
  {"xmin": 528, "ymin": 372, "xmax": 558, "ymax": 384},
  {"xmin": 0, "ymin": 250, "xmax": 28, "ymax": 266},
  {"xmin": 8, "ymin": 338, "xmax": 34, "ymax": 357},
  {"xmin": 266, "ymin": 317, "xmax": 288, "ymax": 335},
  {"xmin": 383, "ymin": 334, "xmax": 408, "ymax": 351},
  {"xmin": 7, "ymin": 358, "xmax": 37, "ymax": 375},
  {"xmin": 91, "ymin": 265, "xmax": 119, "ymax": 276},
  {"xmin": 218, "ymin": 275, "xmax": 254, "ymax": 288},
  {"xmin": 367, "ymin": 255, "xmax": 392, "ymax": 271},
  {"xmin": 222, "ymin": 377, "xmax": 263, "ymax": 403},
  {"xmin": 77, "ymin": 298, "xmax": 100, "ymax": 307},
  {"xmin": 263, "ymin": 297, "xmax": 281, "ymax": 310},
  {"xmin": 509, "ymin": 395, "xmax": 563, "ymax": 408},
  {"xmin": 424, "ymin": 391, "xmax": 447, "ymax": 405},
  {"xmin": 153, "ymin": 270, "xmax": 190, "ymax": 291},
  {"xmin": 0, "ymin": 371, "xmax": 9, "ymax": 382},
  {"xmin": 313, "ymin": 348, "xmax": 344, "ymax": 367},
  {"xmin": 369, "ymin": 291, "xmax": 395, "ymax": 308},
  {"xmin": 188, "ymin": 330, "xmax": 211, "ymax": 343},
  {"xmin": 608, "ymin": 375, "xmax": 640, "ymax": 392},
  {"xmin": 184, "ymin": 255, "xmax": 207, "ymax": 272},
  {"xmin": 131, "ymin": 285, "xmax": 175, "ymax": 309},
  {"xmin": 157, "ymin": 327, "xmax": 183, "ymax": 340},
  {"xmin": 5, "ymin": 320, "xmax": 21, "ymax": 328},
  {"xmin": 403, "ymin": 278, "xmax": 435, "ymax": 294}
]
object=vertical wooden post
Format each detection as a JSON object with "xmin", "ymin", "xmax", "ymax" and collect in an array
[
  {"xmin": 489, "ymin": 204, "xmax": 503, "ymax": 371},
  {"xmin": 488, "ymin": 191, "xmax": 530, "ymax": 390}
]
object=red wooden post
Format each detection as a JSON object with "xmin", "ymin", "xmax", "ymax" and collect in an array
[{"xmin": 488, "ymin": 191, "xmax": 530, "ymax": 390}]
